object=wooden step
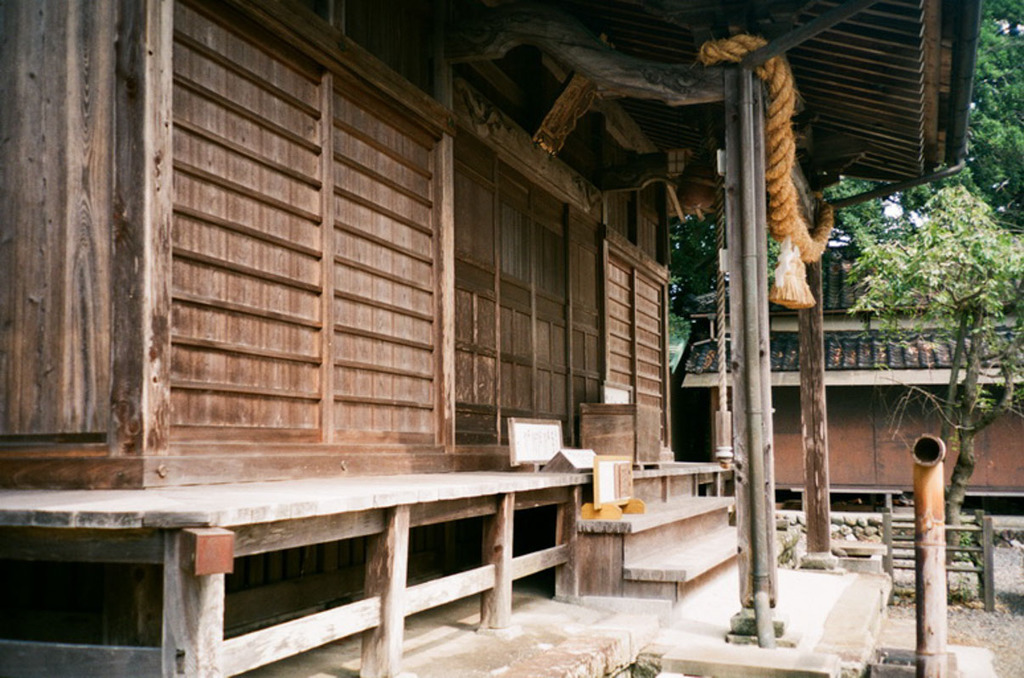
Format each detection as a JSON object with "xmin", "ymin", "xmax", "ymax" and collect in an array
[
  {"xmin": 578, "ymin": 496, "xmax": 733, "ymax": 535},
  {"xmin": 624, "ymin": 525, "xmax": 738, "ymax": 583}
]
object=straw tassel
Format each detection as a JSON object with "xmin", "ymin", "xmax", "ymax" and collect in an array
[{"xmin": 769, "ymin": 237, "xmax": 815, "ymax": 309}]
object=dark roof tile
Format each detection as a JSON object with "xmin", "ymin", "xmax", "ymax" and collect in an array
[{"xmin": 682, "ymin": 329, "xmax": 990, "ymax": 375}]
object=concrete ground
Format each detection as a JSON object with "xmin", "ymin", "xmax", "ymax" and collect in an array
[
  {"xmin": 241, "ymin": 568, "xmax": 997, "ymax": 677},
  {"xmin": 877, "ymin": 615, "xmax": 998, "ymax": 678}
]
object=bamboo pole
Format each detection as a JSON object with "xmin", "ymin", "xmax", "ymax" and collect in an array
[{"xmin": 912, "ymin": 435, "xmax": 947, "ymax": 678}]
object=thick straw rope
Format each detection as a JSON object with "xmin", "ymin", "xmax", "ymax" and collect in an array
[{"xmin": 698, "ymin": 35, "xmax": 833, "ymax": 263}]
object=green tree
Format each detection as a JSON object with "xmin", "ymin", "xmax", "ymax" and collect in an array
[
  {"xmin": 850, "ymin": 186, "xmax": 1024, "ymax": 521},
  {"xmin": 958, "ymin": 0, "xmax": 1024, "ymax": 228}
]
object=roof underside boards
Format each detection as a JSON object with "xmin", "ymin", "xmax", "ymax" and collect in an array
[{"xmin": 548, "ymin": 0, "xmax": 954, "ymax": 183}]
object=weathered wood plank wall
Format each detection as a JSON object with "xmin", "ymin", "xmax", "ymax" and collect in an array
[
  {"xmin": 0, "ymin": 0, "xmax": 115, "ymax": 437},
  {"xmin": 171, "ymin": 1, "xmax": 326, "ymax": 443},
  {"xmin": 1, "ymin": 0, "xmax": 673, "ymax": 484},
  {"xmin": 170, "ymin": 1, "xmax": 441, "ymax": 449}
]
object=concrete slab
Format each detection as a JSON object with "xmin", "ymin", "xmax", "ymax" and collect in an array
[
  {"xmin": 877, "ymin": 616, "xmax": 998, "ymax": 678},
  {"xmin": 659, "ymin": 642, "xmax": 841, "ymax": 678}
]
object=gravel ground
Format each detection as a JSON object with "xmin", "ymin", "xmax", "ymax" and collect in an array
[{"xmin": 888, "ymin": 545, "xmax": 1024, "ymax": 678}]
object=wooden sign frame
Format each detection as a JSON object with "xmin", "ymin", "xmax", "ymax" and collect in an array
[
  {"xmin": 507, "ymin": 418, "xmax": 564, "ymax": 466},
  {"xmin": 581, "ymin": 455, "xmax": 645, "ymax": 520},
  {"xmin": 592, "ymin": 455, "xmax": 633, "ymax": 509}
]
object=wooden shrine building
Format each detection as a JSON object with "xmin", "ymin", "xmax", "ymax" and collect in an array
[{"xmin": 0, "ymin": 0, "xmax": 980, "ymax": 675}]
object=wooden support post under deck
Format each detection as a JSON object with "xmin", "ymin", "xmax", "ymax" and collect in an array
[
  {"xmin": 555, "ymin": 486, "xmax": 580, "ymax": 600},
  {"xmin": 361, "ymin": 504, "xmax": 411, "ymax": 678},
  {"xmin": 162, "ymin": 530, "xmax": 228, "ymax": 677},
  {"xmin": 799, "ymin": 259, "xmax": 832, "ymax": 554},
  {"xmin": 481, "ymin": 492, "xmax": 514, "ymax": 628}
]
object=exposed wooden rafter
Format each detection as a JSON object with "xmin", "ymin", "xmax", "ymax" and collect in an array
[
  {"xmin": 452, "ymin": 77, "xmax": 602, "ymax": 214},
  {"xmin": 533, "ymin": 72, "xmax": 598, "ymax": 155},
  {"xmin": 447, "ymin": 2, "xmax": 724, "ymax": 106},
  {"xmin": 598, "ymin": 150, "xmax": 691, "ymax": 192}
]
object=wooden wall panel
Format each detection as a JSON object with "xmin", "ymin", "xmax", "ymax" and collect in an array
[
  {"xmin": 606, "ymin": 260, "xmax": 634, "ymax": 392},
  {"xmin": 605, "ymin": 245, "xmax": 668, "ymax": 443},
  {"xmin": 171, "ymin": 1, "xmax": 325, "ymax": 442},
  {"xmin": 569, "ymin": 211, "xmax": 603, "ymax": 416},
  {"xmin": 331, "ymin": 76, "xmax": 438, "ymax": 443},
  {"xmin": 634, "ymin": 274, "xmax": 664, "ymax": 413},
  {"xmin": 454, "ymin": 137, "xmax": 500, "ymax": 444},
  {"xmin": 0, "ymin": 0, "xmax": 115, "ymax": 436}
]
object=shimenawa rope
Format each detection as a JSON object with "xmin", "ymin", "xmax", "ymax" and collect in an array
[{"xmin": 698, "ymin": 35, "xmax": 834, "ymax": 309}]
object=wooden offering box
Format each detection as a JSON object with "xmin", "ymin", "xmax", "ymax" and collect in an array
[{"xmin": 579, "ymin": 403, "xmax": 662, "ymax": 464}]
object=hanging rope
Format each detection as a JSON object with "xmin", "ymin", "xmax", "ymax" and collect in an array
[{"xmin": 698, "ymin": 35, "xmax": 835, "ymax": 309}]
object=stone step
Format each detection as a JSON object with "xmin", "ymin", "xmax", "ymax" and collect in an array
[
  {"xmin": 578, "ymin": 496, "xmax": 733, "ymax": 535},
  {"xmin": 501, "ymin": 613, "xmax": 660, "ymax": 678},
  {"xmin": 624, "ymin": 525, "xmax": 738, "ymax": 583},
  {"xmin": 658, "ymin": 643, "xmax": 841, "ymax": 678}
]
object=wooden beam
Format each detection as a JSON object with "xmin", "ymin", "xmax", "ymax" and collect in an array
[
  {"xmin": 406, "ymin": 566, "xmax": 496, "ymax": 616},
  {"xmin": 799, "ymin": 259, "xmax": 831, "ymax": 554},
  {"xmin": 533, "ymin": 72, "xmax": 598, "ymax": 156},
  {"xmin": 540, "ymin": 54, "xmax": 657, "ymax": 155},
  {"xmin": 599, "ymin": 152, "xmax": 690, "ymax": 192},
  {"xmin": 0, "ymin": 527, "xmax": 162, "ymax": 563},
  {"xmin": 512, "ymin": 544, "xmax": 569, "ymax": 580},
  {"xmin": 0, "ymin": 640, "xmax": 161, "ymax": 678},
  {"xmin": 410, "ymin": 496, "xmax": 497, "ymax": 527},
  {"xmin": 741, "ymin": 0, "xmax": 883, "ymax": 68},
  {"xmin": 453, "ymin": 78, "xmax": 601, "ymax": 215},
  {"xmin": 361, "ymin": 504, "xmax": 410, "ymax": 678},
  {"xmin": 480, "ymin": 492, "xmax": 514, "ymax": 629},
  {"xmin": 447, "ymin": 2, "xmax": 724, "ymax": 107},
  {"xmin": 162, "ymin": 529, "xmax": 225, "ymax": 677},
  {"xmin": 109, "ymin": 0, "xmax": 173, "ymax": 456},
  {"xmin": 555, "ymin": 485, "xmax": 581, "ymax": 600},
  {"xmin": 222, "ymin": 597, "xmax": 381, "ymax": 676},
  {"xmin": 181, "ymin": 527, "xmax": 235, "ymax": 576},
  {"xmin": 436, "ymin": 133, "xmax": 457, "ymax": 449},
  {"xmin": 233, "ymin": 510, "xmax": 385, "ymax": 557}
]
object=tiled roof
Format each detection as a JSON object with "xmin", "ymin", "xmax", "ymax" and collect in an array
[
  {"xmin": 690, "ymin": 249, "xmax": 860, "ymax": 316},
  {"xmin": 684, "ymin": 330, "xmax": 958, "ymax": 375}
]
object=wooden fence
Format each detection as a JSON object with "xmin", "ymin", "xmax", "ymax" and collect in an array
[{"xmin": 882, "ymin": 509, "xmax": 996, "ymax": 612}]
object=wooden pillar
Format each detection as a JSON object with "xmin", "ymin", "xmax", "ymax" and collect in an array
[
  {"xmin": 436, "ymin": 132, "xmax": 457, "ymax": 449},
  {"xmin": 723, "ymin": 67, "xmax": 778, "ymax": 610},
  {"xmin": 481, "ymin": 492, "xmax": 514, "ymax": 628},
  {"xmin": 320, "ymin": 73, "xmax": 337, "ymax": 443},
  {"xmin": 110, "ymin": 0, "xmax": 173, "ymax": 457},
  {"xmin": 361, "ymin": 505, "xmax": 411, "ymax": 678},
  {"xmin": 434, "ymin": 1, "xmax": 456, "ymax": 449},
  {"xmin": 162, "ymin": 530, "xmax": 228, "ymax": 677},
  {"xmin": 554, "ymin": 486, "xmax": 580, "ymax": 600},
  {"xmin": 799, "ymin": 259, "xmax": 831, "ymax": 554}
]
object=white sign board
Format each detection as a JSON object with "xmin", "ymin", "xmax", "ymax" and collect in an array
[
  {"xmin": 593, "ymin": 456, "xmax": 633, "ymax": 508},
  {"xmin": 508, "ymin": 418, "xmax": 563, "ymax": 466},
  {"xmin": 603, "ymin": 385, "xmax": 631, "ymax": 404}
]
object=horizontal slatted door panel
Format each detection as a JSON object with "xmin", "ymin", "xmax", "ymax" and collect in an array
[
  {"xmin": 570, "ymin": 211, "xmax": 602, "ymax": 410},
  {"xmin": 332, "ymin": 76, "xmax": 438, "ymax": 445},
  {"xmin": 635, "ymin": 272, "xmax": 665, "ymax": 441},
  {"xmin": 171, "ymin": 2, "xmax": 325, "ymax": 442},
  {"xmin": 606, "ymin": 258, "xmax": 634, "ymax": 393}
]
